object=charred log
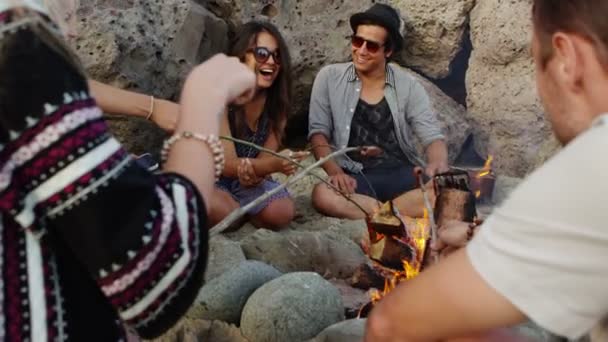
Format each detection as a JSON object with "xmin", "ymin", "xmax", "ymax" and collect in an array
[
  {"xmin": 367, "ymin": 201, "xmax": 405, "ymax": 236},
  {"xmin": 356, "ymin": 301, "xmax": 374, "ymax": 319},
  {"xmin": 369, "ymin": 236, "xmax": 414, "ymax": 270},
  {"xmin": 350, "ymin": 262, "xmax": 398, "ymax": 290}
]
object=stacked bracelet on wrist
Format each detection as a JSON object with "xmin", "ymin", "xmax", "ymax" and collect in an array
[
  {"xmin": 161, "ymin": 131, "xmax": 225, "ymax": 181},
  {"xmin": 146, "ymin": 96, "xmax": 155, "ymax": 121}
]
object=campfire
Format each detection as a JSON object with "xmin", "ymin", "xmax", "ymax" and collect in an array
[
  {"xmin": 470, "ymin": 155, "xmax": 495, "ymax": 202},
  {"xmin": 353, "ymin": 166, "xmax": 490, "ymax": 318},
  {"xmin": 354, "ymin": 203, "xmax": 431, "ymax": 318}
]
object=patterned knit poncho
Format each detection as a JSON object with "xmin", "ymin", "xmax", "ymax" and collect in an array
[{"xmin": 0, "ymin": 9, "xmax": 208, "ymax": 341}]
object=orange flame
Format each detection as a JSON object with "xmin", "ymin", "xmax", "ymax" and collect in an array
[
  {"xmin": 475, "ymin": 190, "xmax": 481, "ymax": 198},
  {"xmin": 403, "ymin": 216, "xmax": 429, "ymax": 280},
  {"xmin": 477, "ymin": 155, "xmax": 494, "ymax": 178},
  {"xmin": 365, "ymin": 213, "xmax": 431, "ymax": 308},
  {"xmin": 483, "ymin": 155, "xmax": 494, "ymax": 169}
]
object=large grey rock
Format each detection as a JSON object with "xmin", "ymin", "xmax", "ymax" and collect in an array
[
  {"xmin": 72, "ymin": 0, "xmax": 228, "ymax": 154},
  {"xmin": 191, "ymin": 260, "xmax": 282, "ymax": 324},
  {"xmin": 330, "ymin": 280, "xmax": 370, "ymax": 319},
  {"xmin": 395, "ymin": 0, "xmax": 476, "ymax": 78},
  {"xmin": 212, "ymin": 0, "xmax": 473, "ymax": 78},
  {"xmin": 147, "ymin": 319, "xmax": 247, "ymax": 342},
  {"xmin": 240, "ymin": 229, "xmax": 368, "ymax": 279},
  {"xmin": 466, "ymin": 0, "xmax": 554, "ymax": 177},
  {"xmin": 533, "ymin": 135, "xmax": 561, "ymax": 169},
  {"xmin": 407, "ymin": 67, "xmax": 471, "ymax": 162},
  {"xmin": 206, "ymin": 0, "xmax": 474, "ymax": 145},
  {"xmin": 240, "ymin": 272, "xmax": 345, "ymax": 342},
  {"xmin": 204, "ymin": 235, "xmax": 246, "ymax": 282},
  {"xmin": 309, "ymin": 319, "xmax": 367, "ymax": 342}
]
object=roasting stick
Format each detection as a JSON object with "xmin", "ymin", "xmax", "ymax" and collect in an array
[
  {"xmin": 210, "ymin": 147, "xmax": 362, "ymax": 236},
  {"xmin": 416, "ymin": 170, "xmax": 439, "ymax": 264}
]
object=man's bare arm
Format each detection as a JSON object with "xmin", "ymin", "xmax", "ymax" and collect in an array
[
  {"xmin": 425, "ymin": 139, "xmax": 449, "ymax": 177},
  {"xmin": 365, "ymin": 249, "xmax": 526, "ymax": 341},
  {"xmin": 310, "ymin": 133, "xmax": 344, "ymax": 176}
]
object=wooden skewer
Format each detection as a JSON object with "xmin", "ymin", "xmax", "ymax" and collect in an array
[
  {"xmin": 416, "ymin": 170, "xmax": 439, "ymax": 264},
  {"xmin": 210, "ymin": 147, "xmax": 362, "ymax": 236}
]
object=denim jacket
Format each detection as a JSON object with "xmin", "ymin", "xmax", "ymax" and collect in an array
[{"xmin": 308, "ymin": 62, "xmax": 445, "ymax": 173}]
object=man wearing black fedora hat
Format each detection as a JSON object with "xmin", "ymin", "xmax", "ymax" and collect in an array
[{"xmin": 308, "ymin": 3, "xmax": 449, "ymax": 219}]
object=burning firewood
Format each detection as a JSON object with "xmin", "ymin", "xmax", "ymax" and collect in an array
[
  {"xmin": 369, "ymin": 236, "xmax": 414, "ymax": 270},
  {"xmin": 367, "ymin": 201, "xmax": 405, "ymax": 236},
  {"xmin": 357, "ymin": 169, "xmax": 488, "ymax": 316},
  {"xmin": 351, "ymin": 262, "xmax": 397, "ymax": 290}
]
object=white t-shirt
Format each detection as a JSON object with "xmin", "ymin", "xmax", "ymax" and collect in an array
[
  {"xmin": 467, "ymin": 114, "xmax": 608, "ymax": 340},
  {"xmin": 0, "ymin": 0, "xmax": 47, "ymax": 14}
]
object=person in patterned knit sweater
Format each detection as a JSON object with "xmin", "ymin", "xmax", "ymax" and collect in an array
[{"xmin": 0, "ymin": 0, "xmax": 256, "ymax": 341}]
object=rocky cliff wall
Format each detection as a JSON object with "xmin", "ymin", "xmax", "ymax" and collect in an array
[{"xmin": 71, "ymin": 0, "xmax": 559, "ymax": 176}]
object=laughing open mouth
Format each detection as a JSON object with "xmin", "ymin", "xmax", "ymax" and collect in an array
[{"xmin": 259, "ymin": 68, "xmax": 275, "ymax": 76}]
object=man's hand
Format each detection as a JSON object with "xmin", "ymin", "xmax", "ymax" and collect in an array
[
  {"xmin": 432, "ymin": 220, "xmax": 479, "ymax": 259},
  {"xmin": 425, "ymin": 140, "xmax": 449, "ymax": 177},
  {"xmin": 328, "ymin": 173, "xmax": 357, "ymax": 194},
  {"xmin": 237, "ymin": 158, "xmax": 262, "ymax": 188},
  {"xmin": 151, "ymin": 99, "xmax": 179, "ymax": 132},
  {"xmin": 425, "ymin": 159, "xmax": 449, "ymax": 177}
]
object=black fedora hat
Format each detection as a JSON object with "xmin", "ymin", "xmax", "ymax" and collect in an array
[{"xmin": 350, "ymin": 3, "xmax": 403, "ymax": 53}]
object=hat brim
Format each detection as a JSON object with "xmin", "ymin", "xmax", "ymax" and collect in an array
[{"xmin": 350, "ymin": 12, "xmax": 403, "ymax": 53}]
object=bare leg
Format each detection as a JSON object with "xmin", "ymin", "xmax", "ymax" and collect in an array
[
  {"xmin": 250, "ymin": 197, "xmax": 295, "ymax": 230},
  {"xmin": 312, "ymin": 183, "xmax": 381, "ymax": 220},
  {"xmin": 392, "ymin": 181, "xmax": 436, "ymax": 218},
  {"xmin": 207, "ymin": 188, "xmax": 240, "ymax": 227}
]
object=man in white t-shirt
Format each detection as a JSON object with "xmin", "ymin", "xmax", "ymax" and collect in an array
[{"xmin": 364, "ymin": 0, "xmax": 608, "ymax": 341}]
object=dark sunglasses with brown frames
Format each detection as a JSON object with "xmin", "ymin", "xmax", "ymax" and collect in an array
[
  {"xmin": 247, "ymin": 47, "xmax": 281, "ymax": 65},
  {"xmin": 351, "ymin": 35, "xmax": 385, "ymax": 54}
]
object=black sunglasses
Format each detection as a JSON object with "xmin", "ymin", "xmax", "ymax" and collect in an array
[
  {"xmin": 247, "ymin": 47, "xmax": 281, "ymax": 65},
  {"xmin": 351, "ymin": 35, "xmax": 385, "ymax": 53}
]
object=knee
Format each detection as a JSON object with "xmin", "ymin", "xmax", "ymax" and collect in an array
[
  {"xmin": 312, "ymin": 183, "xmax": 334, "ymax": 214},
  {"xmin": 256, "ymin": 198, "xmax": 295, "ymax": 229},
  {"xmin": 208, "ymin": 189, "xmax": 238, "ymax": 224}
]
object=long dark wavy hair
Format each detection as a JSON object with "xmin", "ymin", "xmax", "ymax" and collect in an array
[{"xmin": 229, "ymin": 21, "xmax": 292, "ymax": 144}]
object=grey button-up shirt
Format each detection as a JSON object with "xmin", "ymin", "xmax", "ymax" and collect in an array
[{"xmin": 308, "ymin": 62, "xmax": 445, "ymax": 173}]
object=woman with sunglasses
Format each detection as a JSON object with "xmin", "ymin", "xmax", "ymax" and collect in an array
[
  {"xmin": 210, "ymin": 21, "xmax": 308, "ymax": 230},
  {"xmin": 0, "ymin": 0, "xmax": 256, "ymax": 340}
]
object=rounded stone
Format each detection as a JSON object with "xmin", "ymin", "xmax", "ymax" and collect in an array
[
  {"xmin": 204, "ymin": 235, "xmax": 246, "ymax": 282},
  {"xmin": 240, "ymin": 229, "xmax": 368, "ymax": 280},
  {"xmin": 310, "ymin": 319, "xmax": 367, "ymax": 342},
  {"xmin": 191, "ymin": 260, "xmax": 282, "ymax": 324},
  {"xmin": 240, "ymin": 272, "xmax": 345, "ymax": 342}
]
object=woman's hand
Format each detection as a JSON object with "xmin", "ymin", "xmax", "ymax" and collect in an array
[
  {"xmin": 184, "ymin": 54, "xmax": 256, "ymax": 119},
  {"xmin": 151, "ymin": 99, "xmax": 179, "ymax": 132},
  {"xmin": 276, "ymin": 150, "xmax": 310, "ymax": 176},
  {"xmin": 165, "ymin": 54, "xmax": 256, "ymax": 201},
  {"xmin": 238, "ymin": 158, "xmax": 262, "ymax": 188}
]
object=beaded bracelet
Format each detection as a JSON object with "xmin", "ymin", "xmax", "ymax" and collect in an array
[{"xmin": 161, "ymin": 131, "xmax": 225, "ymax": 181}]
